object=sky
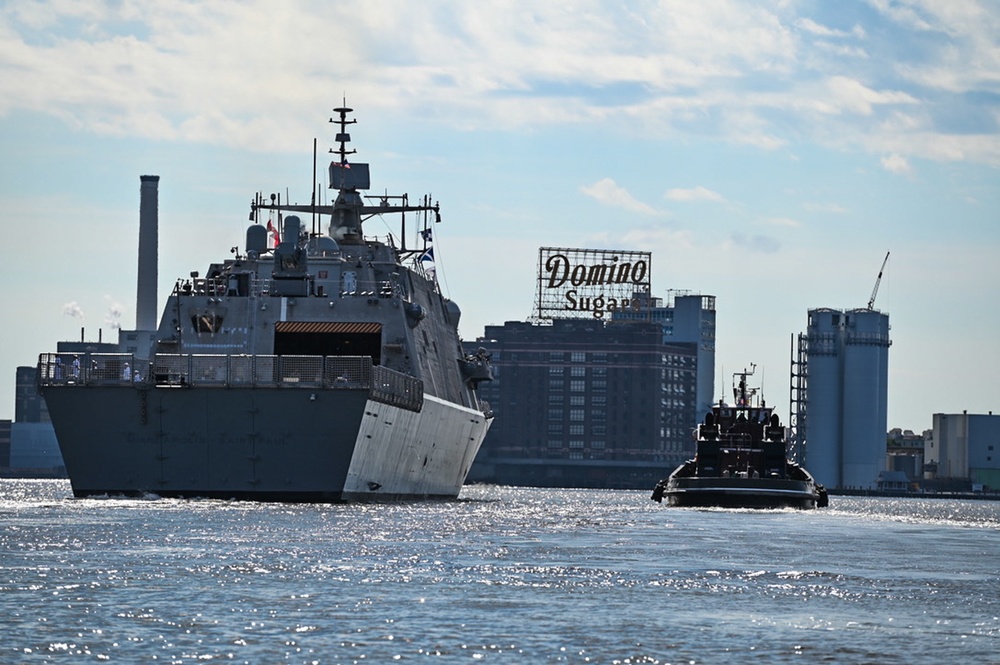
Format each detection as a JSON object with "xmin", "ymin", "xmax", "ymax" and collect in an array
[{"xmin": 1, "ymin": 0, "xmax": 998, "ymax": 433}]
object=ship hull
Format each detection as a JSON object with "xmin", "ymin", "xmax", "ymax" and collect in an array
[
  {"xmin": 659, "ymin": 476, "xmax": 822, "ymax": 509},
  {"xmin": 42, "ymin": 385, "xmax": 490, "ymax": 502}
]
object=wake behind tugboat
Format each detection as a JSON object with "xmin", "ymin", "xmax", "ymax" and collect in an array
[
  {"xmin": 37, "ymin": 105, "xmax": 494, "ymax": 502},
  {"xmin": 652, "ymin": 365, "xmax": 827, "ymax": 509}
]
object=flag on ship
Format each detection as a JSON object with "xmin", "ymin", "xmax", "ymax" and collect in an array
[
  {"xmin": 266, "ymin": 218, "xmax": 280, "ymax": 248},
  {"xmin": 419, "ymin": 247, "xmax": 435, "ymax": 280}
]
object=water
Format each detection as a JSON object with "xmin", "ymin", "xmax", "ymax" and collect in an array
[{"xmin": 2, "ymin": 480, "xmax": 998, "ymax": 664}]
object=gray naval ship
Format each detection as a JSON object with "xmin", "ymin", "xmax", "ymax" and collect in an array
[{"xmin": 38, "ymin": 106, "xmax": 494, "ymax": 501}]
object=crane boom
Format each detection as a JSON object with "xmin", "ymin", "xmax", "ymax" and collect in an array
[{"xmin": 868, "ymin": 251, "xmax": 890, "ymax": 310}]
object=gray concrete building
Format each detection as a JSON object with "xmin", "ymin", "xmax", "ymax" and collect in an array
[
  {"xmin": 9, "ymin": 366, "xmax": 64, "ymax": 474},
  {"xmin": 927, "ymin": 412, "xmax": 1000, "ymax": 491}
]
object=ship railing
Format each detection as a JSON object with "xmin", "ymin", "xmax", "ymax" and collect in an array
[
  {"xmin": 173, "ymin": 276, "xmax": 230, "ymax": 297},
  {"xmin": 38, "ymin": 352, "xmax": 424, "ymax": 412},
  {"xmin": 478, "ymin": 399, "xmax": 493, "ymax": 418},
  {"xmin": 324, "ymin": 356, "xmax": 373, "ymax": 386},
  {"xmin": 148, "ymin": 354, "xmax": 359, "ymax": 388},
  {"xmin": 37, "ymin": 352, "xmax": 147, "ymax": 386},
  {"xmin": 172, "ymin": 274, "xmax": 402, "ymax": 300},
  {"xmin": 369, "ymin": 364, "xmax": 423, "ymax": 411}
]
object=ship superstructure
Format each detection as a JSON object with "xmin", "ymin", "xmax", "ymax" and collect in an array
[{"xmin": 38, "ymin": 106, "xmax": 493, "ymax": 501}]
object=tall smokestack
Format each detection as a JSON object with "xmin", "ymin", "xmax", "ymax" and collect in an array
[{"xmin": 137, "ymin": 175, "xmax": 160, "ymax": 331}]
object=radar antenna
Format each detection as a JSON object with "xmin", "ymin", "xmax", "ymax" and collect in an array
[{"xmin": 330, "ymin": 101, "xmax": 358, "ymax": 167}]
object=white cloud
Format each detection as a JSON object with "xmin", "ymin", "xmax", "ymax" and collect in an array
[
  {"xmin": 881, "ymin": 153, "xmax": 912, "ymax": 174},
  {"xmin": 665, "ymin": 186, "xmax": 726, "ymax": 202},
  {"xmin": 866, "ymin": 0, "xmax": 935, "ymax": 32},
  {"xmin": 62, "ymin": 301, "xmax": 84, "ymax": 319},
  {"xmin": 813, "ymin": 41, "xmax": 869, "ymax": 59},
  {"xmin": 580, "ymin": 178, "xmax": 660, "ymax": 215},
  {"xmin": 0, "ymin": 0, "xmax": 996, "ymax": 165},
  {"xmin": 796, "ymin": 18, "xmax": 851, "ymax": 38},
  {"xmin": 584, "ymin": 227, "xmax": 694, "ymax": 254},
  {"xmin": 824, "ymin": 76, "xmax": 918, "ymax": 116}
]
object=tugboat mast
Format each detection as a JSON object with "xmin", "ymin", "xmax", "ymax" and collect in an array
[{"xmin": 733, "ymin": 363, "xmax": 758, "ymax": 408}]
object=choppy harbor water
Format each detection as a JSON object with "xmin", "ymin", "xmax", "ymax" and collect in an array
[{"xmin": 2, "ymin": 480, "xmax": 998, "ymax": 664}]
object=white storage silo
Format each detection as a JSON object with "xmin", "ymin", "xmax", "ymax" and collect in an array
[
  {"xmin": 841, "ymin": 308, "xmax": 891, "ymax": 489},
  {"xmin": 804, "ymin": 308, "xmax": 844, "ymax": 488}
]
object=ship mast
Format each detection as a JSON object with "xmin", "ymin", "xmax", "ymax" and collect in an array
[
  {"xmin": 250, "ymin": 105, "xmax": 441, "ymax": 251},
  {"xmin": 330, "ymin": 104, "xmax": 357, "ymax": 169}
]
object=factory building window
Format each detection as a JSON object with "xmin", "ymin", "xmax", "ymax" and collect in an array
[{"xmin": 571, "ymin": 352, "xmax": 586, "ymax": 363}]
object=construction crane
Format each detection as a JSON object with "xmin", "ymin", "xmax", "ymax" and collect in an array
[{"xmin": 868, "ymin": 251, "xmax": 890, "ymax": 310}]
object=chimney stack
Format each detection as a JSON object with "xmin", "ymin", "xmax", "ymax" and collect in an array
[{"xmin": 137, "ymin": 175, "xmax": 159, "ymax": 331}]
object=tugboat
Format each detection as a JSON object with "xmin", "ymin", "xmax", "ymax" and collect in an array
[
  {"xmin": 651, "ymin": 365, "xmax": 827, "ymax": 509},
  {"xmin": 38, "ymin": 105, "xmax": 494, "ymax": 502}
]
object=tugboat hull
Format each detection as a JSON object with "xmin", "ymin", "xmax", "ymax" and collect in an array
[{"xmin": 657, "ymin": 476, "xmax": 823, "ymax": 510}]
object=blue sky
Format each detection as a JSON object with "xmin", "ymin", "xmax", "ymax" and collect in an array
[{"xmin": 1, "ymin": 0, "xmax": 998, "ymax": 431}]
